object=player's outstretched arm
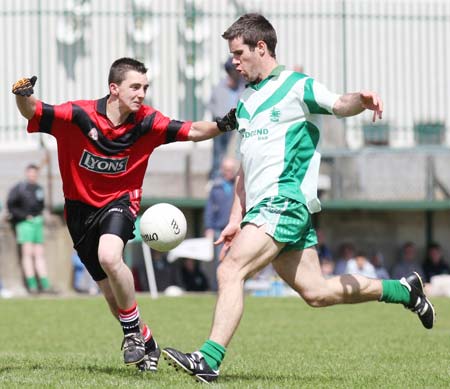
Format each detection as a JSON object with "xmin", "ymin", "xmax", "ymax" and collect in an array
[
  {"xmin": 12, "ymin": 76, "xmax": 38, "ymax": 120},
  {"xmin": 188, "ymin": 108, "xmax": 237, "ymax": 141},
  {"xmin": 333, "ymin": 91, "xmax": 383, "ymax": 122}
]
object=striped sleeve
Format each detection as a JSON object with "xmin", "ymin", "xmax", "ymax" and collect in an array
[
  {"xmin": 149, "ymin": 109, "xmax": 191, "ymax": 144},
  {"xmin": 303, "ymin": 78, "xmax": 340, "ymax": 115},
  {"xmin": 27, "ymin": 100, "xmax": 73, "ymax": 135},
  {"xmin": 168, "ymin": 120, "xmax": 191, "ymax": 143},
  {"xmin": 27, "ymin": 100, "xmax": 44, "ymax": 133}
]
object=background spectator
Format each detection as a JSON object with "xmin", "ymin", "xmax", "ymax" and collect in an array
[
  {"xmin": 370, "ymin": 251, "xmax": 390, "ymax": 279},
  {"xmin": 422, "ymin": 242, "xmax": 450, "ymax": 283},
  {"xmin": 6, "ymin": 164, "xmax": 53, "ymax": 294},
  {"xmin": 207, "ymin": 58, "xmax": 245, "ymax": 180},
  {"xmin": 316, "ymin": 228, "xmax": 333, "ymax": 263},
  {"xmin": 320, "ymin": 258, "xmax": 335, "ymax": 278},
  {"xmin": 204, "ymin": 157, "xmax": 238, "ymax": 291},
  {"xmin": 391, "ymin": 241, "xmax": 424, "ymax": 279},
  {"xmin": 151, "ymin": 250, "xmax": 183, "ymax": 292},
  {"xmin": 180, "ymin": 258, "xmax": 209, "ymax": 292},
  {"xmin": 345, "ymin": 251, "xmax": 377, "ymax": 278},
  {"xmin": 334, "ymin": 242, "xmax": 356, "ymax": 275}
]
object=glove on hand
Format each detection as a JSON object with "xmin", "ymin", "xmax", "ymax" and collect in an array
[
  {"xmin": 12, "ymin": 76, "xmax": 37, "ymax": 97},
  {"xmin": 216, "ymin": 108, "xmax": 237, "ymax": 132}
]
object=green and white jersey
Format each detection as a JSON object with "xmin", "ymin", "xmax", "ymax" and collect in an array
[{"xmin": 236, "ymin": 65, "xmax": 340, "ymax": 213}]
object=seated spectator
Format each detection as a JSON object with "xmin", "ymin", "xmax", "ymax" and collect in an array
[
  {"xmin": 320, "ymin": 258, "xmax": 335, "ymax": 278},
  {"xmin": 180, "ymin": 258, "xmax": 209, "ymax": 292},
  {"xmin": 370, "ymin": 251, "xmax": 390, "ymax": 279},
  {"xmin": 334, "ymin": 242, "xmax": 355, "ymax": 275},
  {"xmin": 391, "ymin": 241, "xmax": 424, "ymax": 279},
  {"xmin": 152, "ymin": 250, "xmax": 182, "ymax": 292},
  {"xmin": 316, "ymin": 228, "xmax": 333, "ymax": 263},
  {"xmin": 422, "ymin": 242, "xmax": 450, "ymax": 283},
  {"xmin": 345, "ymin": 251, "xmax": 377, "ymax": 278}
]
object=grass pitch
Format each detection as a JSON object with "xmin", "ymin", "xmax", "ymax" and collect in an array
[{"xmin": 0, "ymin": 294, "xmax": 449, "ymax": 388}]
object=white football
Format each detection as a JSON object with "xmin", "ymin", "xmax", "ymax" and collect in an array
[{"xmin": 139, "ymin": 203, "xmax": 187, "ymax": 252}]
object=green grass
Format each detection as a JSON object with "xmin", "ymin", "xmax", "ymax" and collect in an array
[{"xmin": 0, "ymin": 294, "xmax": 449, "ymax": 388}]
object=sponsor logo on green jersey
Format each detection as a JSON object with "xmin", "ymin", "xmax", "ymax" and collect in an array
[{"xmin": 240, "ymin": 128, "xmax": 269, "ymax": 141}]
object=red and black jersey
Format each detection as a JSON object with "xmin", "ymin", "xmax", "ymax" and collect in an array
[{"xmin": 27, "ymin": 96, "xmax": 191, "ymax": 212}]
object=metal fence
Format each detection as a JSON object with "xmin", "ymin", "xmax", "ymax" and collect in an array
[{"xmin": 1, "ymin": 0, "xmax": 449, "ymax": 150}]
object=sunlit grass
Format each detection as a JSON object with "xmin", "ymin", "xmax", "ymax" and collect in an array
[{"xmin": 0, "ymin": 295, "xmax": 449, "ymax": 388}]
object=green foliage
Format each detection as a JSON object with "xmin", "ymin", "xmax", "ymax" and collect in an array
[{"xmin": 0, "ymin": 295, "xmax": 449, "ymax": 388}]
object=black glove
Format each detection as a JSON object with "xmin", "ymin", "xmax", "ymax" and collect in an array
[
  {"xmin": 216, "ymin": 108, "xmax": 237, "ymax": 132},
  {"xmin": 12, "ymin": 76, "xmax": 37, "ymax": 97}
]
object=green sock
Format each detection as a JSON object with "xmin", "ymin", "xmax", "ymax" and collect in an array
[
  {"xmin": 26, "ymin": 277, "xmax": 38, "ymax": 291},
  {"xmin": 199, "ymin": 340, "xmax": 226, "ymax": 370},
  {"xmin": 380, "ymin": 279, "xmax": 410, "ymax": 304},
  {"xmin": 39, "ymin": 277, "xmax": 51, "ymax": 290}
]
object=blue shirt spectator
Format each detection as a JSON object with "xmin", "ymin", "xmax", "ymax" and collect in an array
[
  {"xmin": 204, "ymin": 157, "xmax": 238, "ymax": 290},
  {"xmin": 316, "ymin": 228, "xmax": 333, "ymax": 263},
  {"xmin": 207, "ymin": 58, "xmax": 245, "ymax": 180},
  {"xmin": 204, "ymin": 158, "xmax": 236, "ymax": 232}
]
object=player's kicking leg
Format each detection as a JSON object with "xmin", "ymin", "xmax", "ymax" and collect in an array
[
  {"xmin": 273, "ymin": 247, "xmax": 435, "ymax": 329},
  {"xmin": 163, "ymin": 348, "xmax": 219, "ymax": 383},
  {"xmin": 163, "ymin": 223, "xmax": 283, "ymax": 383}
]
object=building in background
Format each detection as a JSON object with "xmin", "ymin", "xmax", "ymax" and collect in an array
[{"xmin": 1, "ymin": 0, "xmax": 449, "ymax": 292}]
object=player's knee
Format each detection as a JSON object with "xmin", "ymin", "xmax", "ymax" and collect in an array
[
  {"xmin": 216, "ymin": 257, "xmax": 241, "ymax": 287},
  {"xmin": 98, "ymin": 251, "xmax": 122, "ymax": 274},
  {"xmin": 300, "ymin": 287, "xmax": 329, "ymax": 308}
]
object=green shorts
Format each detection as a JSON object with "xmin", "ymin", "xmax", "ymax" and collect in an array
[
  {"xmin": 242, "ymin": 196, "xmax": 317, "ymax": 252},
  {"xmin": 15, "ymin": 216, "xmax": 44, "ymax": 244}
]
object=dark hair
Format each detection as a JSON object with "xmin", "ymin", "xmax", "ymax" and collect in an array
[
  {"xmin": 355, "ymin": 250, "xmax": 368, "ymax": 259},
  {"xmin": 402, "ymin": 241, "xmax": 416, "ymax": 251},
  {"xmin": 26, "ymin": 163, "xmax": 39, "ymax": 170},
  {"xmin": 424, "ymin": 242, "xmax": 444, "ymax": 264},
  {"xmin": 222, "ymin": 13, "xmax": 277, "ymax": 58},
  {"xmin": 426, "ymin": 242, "xmax": 441, "ymax": 252},
  {"xmin": 108, "ymin": 57, "xmax": 148, "ymax": 85}
]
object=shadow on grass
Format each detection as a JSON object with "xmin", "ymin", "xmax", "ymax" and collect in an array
[{"xmin": 0, "ymin": 362, "xmax": 141, "ymax": 377}]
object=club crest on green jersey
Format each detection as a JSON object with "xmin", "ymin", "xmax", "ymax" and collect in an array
[{"xmin": 270, "ymin": 107, "xmax": 281, "ymax": 122}]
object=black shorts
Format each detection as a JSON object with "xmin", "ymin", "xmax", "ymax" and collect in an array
[{"xmin": 65, "ymin": 195, "xmax": 136, "ymax": 281}]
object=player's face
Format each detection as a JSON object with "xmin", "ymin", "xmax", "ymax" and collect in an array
[
  {"xmin": 112, "ymin": 70, "xmax": 149, "ymax": 113},
  {"xmin": 228, "ymin": 36, "xmax": 262, "ymax": 83}
]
